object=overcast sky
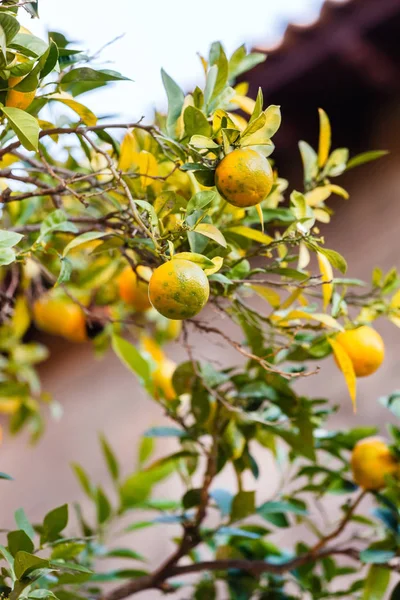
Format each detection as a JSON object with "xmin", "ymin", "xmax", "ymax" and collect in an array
[{"xmin": 20, "ymin": 0, "xmax": 328, "ymax": 121}]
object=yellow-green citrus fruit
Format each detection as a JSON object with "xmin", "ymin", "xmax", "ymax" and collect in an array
[
  {"xmin": 351, "ymin": 437, "xmax": 398, "ymax": 490},
  {"xmin": 215, "ymin": 148, "xmax": 273, "ymax": 208},
  {"xmin": 33, "ymin": 294, "xmax": 87, "ymax": 343},
  {"xmin": 149, "ymin": 259, "xmax": 209, "ymax": 320},
  {"xmin": 117, "ymin": 265, "xmax": 152, "ymax": 311},
  {"xmin": 335, "ymin": 325, "xmax": 384, "ymax": 377}
]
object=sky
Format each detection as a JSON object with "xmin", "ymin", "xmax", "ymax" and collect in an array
[{"xmin": 19, "ymin": 0, "xmax": 328, "ymax": 121}]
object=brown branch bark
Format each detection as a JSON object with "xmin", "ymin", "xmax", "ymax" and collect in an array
[{"xmin": 102, "ymin": 546, "xmax": 360, "ymax": 600}]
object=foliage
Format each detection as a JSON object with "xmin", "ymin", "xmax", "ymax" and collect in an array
[{"xmin": 0, "ymin": 3, "xmax": 399, "ymax": 599}]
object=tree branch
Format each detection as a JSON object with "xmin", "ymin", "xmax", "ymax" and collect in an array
[{"xmin": 102, "ymin": 546, "xmax": 361, "ymax": 599}]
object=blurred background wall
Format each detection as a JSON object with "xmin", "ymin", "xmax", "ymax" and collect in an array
[{"xmin": 2, "ymin": 0, "xmax": 400, "ymax": 597}]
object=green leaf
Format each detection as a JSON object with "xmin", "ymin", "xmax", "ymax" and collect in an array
[
  {"xmin": 7, "ymin": 530, "xmax": 34, "ymax": 557},
  {"xmin": 14, "ymin": 509, "xmax": 34, "ymax": 542},
  {"xmin": 249, "ymin": 87, "xmax": 263, "ymax": 124},
  {"xmin": 0, "ymin": 471, "xmax": 13, "ymax": 480},
  {"xmin": 363, "ymin": 565, "xmax": 390, "ymax": 600},
  {"xmin": 347, "ymin": 150, "xmax": 388, "ymax": 170},
  {"xmin": 99, "ymin": 434, "xmax": 119, "ymax": 482},
  {"xmin": 40, "ymin": 39, "xmax": 59, "ymax": 78},
  {"xmin": 14, "ymin": 551, "xmax": 49, "ymax": 580},
  {"xmin": 105, "ymin": 548, "xmax": 145, "ymax": 561},
  {"xmin": 229, "ymin": 45, "xmax": 266, "ymax": 79},
  {"xmin": 0, "ymin": 230, "xmax": 23, "ymax": 249},
  {"xmin": 307, "ymin": 242, "xmax": 347, "ymax": 274},
  {"xmin": 209, "ymin": 42, "xmax": 229, "ymax": 103},
  {"xmin": 0, "ymin": 248, "xmax": 16, "ymax": 266},
  {"xmin": 210, "ymin": 489, "xmax": 233, "ymax": 517},
  {"xmin": 138, "ymin": 436, "xmax": 154, "ymax": 467},
  {"xmin": 96, "ymin": 487, "xmax": 112, "ymax": 525},
  {"xmin": 186, "ymin": 190, "xmax": 218, "ymax": 215},
  {"xmin": 379, "ymin": 391, "xmax": 400, "ymax": 419},
  {"xmin": 173, "ymin": 252, "xmax": 214, "ymax": 269},
  {"xmin": 299, "ymin": 140, "xmax": 318, "ymax": 183},
  {"xmin": 11, "ymin": 33, "xmax": 48, "ymax": 58},
  {"xmin": 360, "ymin": 549, "xmax": 396, "ymax": 564},
  {"xmin": 28, "ymin": 591, "xmax": 58, "ymax": 600},
  {"xmin": 323, "ymin": 148, "xmax": 349, "ymax": 177},
  {"xmin": 2, "ymin": 106, "xmax": 40, "ymax": 152},
  {"xmin": 230, "ymin": 491, "xmax": 255, "ymax": 522},
  {"xmin": 0, "ymin": 13, "xmax": 19, "ymax": 50},
  {"xmin": 62, "ymin": 232, "xmax": 107, "ymax": 257},
  {"xmin": 112, "ymin": 335, "xmax": 151, "ymax": 389},
  {"xmin": 119, "ymin": 464, "xmax": 174, "ymax": 508},
  {"xmin": 56, "ymin": 257, "xmax": 72, "ymax": 286},
  {"xmin": 71, "ymin": 463, "xmax": 94, "ymax": 499},
  {"xmin": 223, "ymin": 420, "xmax": 245, "ymax": 460},
  {"xmin": 204, "ymin": 64, "xmax": 218, "ymax": 108},
  {"xmin": 194, "ymin": 223, "xmax": 227, "ymax": 247},
  {"xmin": 41, "ymin": 504, "xmax": 68, "ymax": 543},
  {"xmin": 61, "ymin": 67, "xmax": 129, "ymax": 84},
  {"xmin": 183, "ymin": 106, "xmax": 211, "ymax": 138},
  {"xmin": 134, "ymin": 200, "xmax": 159, "ymax": 230},
  {"xmin": 161, "ymin": 69, "xmax": 185, "ymax": 138},
  {"xmin": 189, "ymin": 134, "xmax": 220, "ymax": 149},
  {"xmin": 37, "ymin": 210, "xmax": 78, "ymax": 243},
  {"xmin": 144, "ymin": 426, "xmax": 186, "ymax": 438}
]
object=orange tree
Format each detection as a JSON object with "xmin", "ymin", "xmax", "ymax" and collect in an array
[{"xmin": 0, "ymin": 3, "xmax": 400, "ymax": 599}]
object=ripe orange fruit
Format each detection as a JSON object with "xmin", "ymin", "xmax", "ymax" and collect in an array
[
  {"xmin": 33, "ymin": 294, "xmax": 87, "ymax": 343},
  {"xmin": 149, "ymin": 259, "xmax": 209, "ymax": 320},
  {"xmin": 141, "ymin": 335, "xmax": 176, "ymax": 401},
  {"xmin": 6, "ymin": 76, "xmax": 36, "ymax": 110},
  {"xmin": 335, "ymin": 325, "xmax": 384, "ymax": 377},
  {"xmin": 351, "ymin": 437, "xmax": 398, "ymax": 490},
  {"xmin": 215, "ymin": 148, "xmax": 273, "ymax": 208},
  {"xmin": 118, "ymin": 265, "xmax": 152, "ymax": 311}
]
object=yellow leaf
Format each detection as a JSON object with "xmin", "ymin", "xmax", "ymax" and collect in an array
[
  {"xmin": 227, "ymin": 226, "xmax": 273, "ymax": 245},
  {"xmin": 318, "ymin": 108, "xmax": 331, "ymax": 168},
  {"xmin": 194, "ymin": 223, "xmax": 227, "ymax": 248},
  {"xmin": 231, "ymin": 94, "xmax": 255, "ymax": 115},
  {"xmin": 328, "ymin": 184, "xmax": 349, "ymax": 199},
  {"xmin": 390, "ymin": 289, "xmax": 400, "ymax": 309},
  {"xmin": 204, "ymin": 256, "xmax": 224, "ymax": 276},
  {"xmin": 11, "ymin": 296, "xmax": 30, "ymax": 338},
  {"xmin": 389, "ymin": 316, "xmax": 400, "ymax": 328},
  {"xmin": 329, "ymin": 338, "xmax": 357, "ymax": 411},
  {"xmin": 306, "ymin": 184, "xmax": 349, "ymax": 207},
  {"xmin": 282, "ymin": 310, "xmax": 343, "ymax": 331},
  {"xmin": 298, "ymin": 242, "xmax": 310, "ymax": 269},
  {"xmin": 49, "ymin": 93, "xmax": 97, "ymax": 126},
  {"xmin": 250, "ymin": 284, "xmax": 280, "ymax": 308},
  {"xmin": 280, "ymin": 288, "xmax": 303, "ymax": 310},
  {"xmin": 137, "ymin": 150, "xmax": 158, "ymax": 187},
  {"xmin": 38, "ymin": 120, "xmax": 58, "ymax": 142},
  {"xmin": 313, "ymin": 208, "xmax": 330, "ymax": 223},
  {"xmin": 298, "ymin": 293, "xmax": 308, "ymax": 307},
  {"xmin": 255, "ymin": 204, "xmax": 264, "ymax": 232},
  {"xmin": 0, "ymin": 153, "xmax": 18, "ymax": 168},
  {"xmin": 306, "ymin": 186, "xmax": 332, "ymax": 207},
  {"xmin": 234, "ymin": 82, "xmax": 249, "ymax": 96},
  {"xmin": 119, "ymin": 130, "xmax": 137, "ymax": 171},
  {"xmin": 317, "ymin": 252, "xmax": 333, "ymax": 310}
]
